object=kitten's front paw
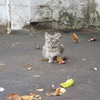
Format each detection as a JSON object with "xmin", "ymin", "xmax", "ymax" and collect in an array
[{"xmin": 48, "ymin": 59, "xmax": 53, "ymax": 63}]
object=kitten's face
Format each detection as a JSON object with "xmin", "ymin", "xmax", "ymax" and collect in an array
[{"xmin": 45, "ymin": 32, "xmax": 61, "ymax": 48}]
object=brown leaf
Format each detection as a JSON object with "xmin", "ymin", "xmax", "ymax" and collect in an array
[
  {"xmin": 58, "ymin": 60, "xmax": 66, "ymax": 64},
  {"xmin": 30, "ymin": 93, "xmax": 42, "ymax": 99},
  {"xmin": 30, "ymin": 93, "xmax": 36, "ymax": 97},
  {"xmin": 34, "ymin": 43, "xmax": 39, "ymax": 49},
  {"xmin": 46, "ymin": 87, "xmax": 66, "ymax": 96},
  {"xmin": 7, "ymin": 93, "xmax": 22, "ymax": 100},
  {"xmin": 56, "ymin": 56, "xmax": 66, "ymax": 64},
  {"xmin": 71, "ymin": 33, "xmax": 80, "ymax": 42},
  {"xmin": 88, "ymin": 38, "xmax": 96, "ymax": 42}
]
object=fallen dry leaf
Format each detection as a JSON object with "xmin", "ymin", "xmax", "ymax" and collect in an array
[
  {"xmin": 7, "ymin": 93, "xmax": 22, "ymax": 100},
  {"xmin": 58, "ymin": 60, "xmax": 66, "ymax": 64},
  {"xmin": 71, "ymin": 33, "xmax": 80, "ymax": 42},
  {"xmin": 88, "ymin": 38, "xmax": 96, "ymax": 42},
  {"xmin": 30, "ymin": 93, "xmax": 36, "ymax": 97},
  {"xmin": 30, "ymin": 93, "xmax": 42, "ymax": 99},
  {"xmin": 21, "ymin": 95, "xmax": 32, "ymax": 100},
  {"xmin": 34, "ymin": 75, "xmax": 41, "ymax": 77},
  {"xmin": 46, "ymin": 88, "xmax": 61, "ymax": 96},
  {"xmin": 28, "ymin": 67, "xmax": 33, "ymax": 70},
  {"xmin": 41, "ymin": 39, "xmax": 45, "ymax": 41},
  {"xmin": 40, "ymin": 58, "xmax": 46, "ymax": 61},
  {"xmin": 34, "ymin": 95, "xmax": 42, "ymax": 99},
  {"xmin": 56, "ymin": 56, "xmax": 62, "ymax": 62},
  {"xmin": 46, "ymin": 87, "xmax": 66, "ymax": 96},
  {"xmin": 36, "ymin": 88, "xmax": 43, "ymax": 92},
  {"xmin": 34, "ymin": 43, "xmax": 39, "ymax": 49},
  {"xmin": 56, "ymin": 56, "xmax": 66, "ymax": 64}
]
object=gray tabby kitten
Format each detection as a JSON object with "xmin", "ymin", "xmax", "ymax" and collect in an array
[{"xmin": 42, "ymin": 32, "xmax": 64, "ymax": 63}]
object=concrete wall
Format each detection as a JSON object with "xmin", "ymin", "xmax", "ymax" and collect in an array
[
  {"xmin": 30, "ymin": 0, "xmax": 100, "ymax": 30},
  {"xmin": 0, "ymin": 0, "xmax": 100, "ymax": 30},
  {"xmin": 11, "ymin": 0, "xmax": 30, "ymax": 29},
  {"xmin": 0, "ymin": 0, "xmax": 6, "ymax": 23}
]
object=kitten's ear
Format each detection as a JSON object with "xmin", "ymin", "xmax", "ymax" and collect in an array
[
  {"xmin": 54, "ymin": 32, "xmax": 61, "ymax": 39},
  {"xmin": 45, "ymin": 32, "xmax": 51, "ymax": 39}
]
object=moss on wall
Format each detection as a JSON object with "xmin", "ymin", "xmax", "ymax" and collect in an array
[
  {"xmin": 59, "ymin": 11, "xmax": 74, "ymax": 26},
  {"xmin": 58, "ymin": 10, "xmax": 84, "ymax": 29},
  {"xmin": 81, "ymin": 0, "xmax": 97, "ymax": 25},
  {"xmin": 58, "ymin": 0, "xmax": 100, "ymax": 30}
]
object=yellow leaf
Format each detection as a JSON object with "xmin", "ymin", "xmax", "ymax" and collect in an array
[
  {"xmin": 40, "ymin": 58, "xmax": 46, "ymax": 61},
  {"xmin": 41, "ymin": 39, "xmax": 45, "ymax": 41},
  {"xmin": 56, "ymin": 57, "xmax": 66, "ymax": 64},
  {"xmin": 35, "ymin": 95, "xmax": 42, "ymax": 99},
  {"xmin": 22, "ymin": 95, "xmax": 33, "ymax": 100},
  {"xmin": 56, "ymin": 56, "xmax": 62, "ymax": 62}
]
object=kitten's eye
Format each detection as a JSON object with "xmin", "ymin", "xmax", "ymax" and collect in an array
[{"xmin": 52, "ymin": 40, "xmax": 56, "ymax": 44}]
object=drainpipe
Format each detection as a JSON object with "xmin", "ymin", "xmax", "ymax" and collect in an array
[
  {"xmin": 7, "ymin": 0, "xmax": 11, "ymax": 34},
  {"xmin": 28, "ymin": 0, "xmax": 31, "ymax": 24}
]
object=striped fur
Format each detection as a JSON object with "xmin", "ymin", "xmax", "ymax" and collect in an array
[{"xmin": 42, "ymin": 32, "xmax": 64, "ymax": 63}]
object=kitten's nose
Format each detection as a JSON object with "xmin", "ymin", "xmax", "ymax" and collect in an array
[{"xmin": 51, "ymin": 45, "xmax": 53, "ymax": 47}]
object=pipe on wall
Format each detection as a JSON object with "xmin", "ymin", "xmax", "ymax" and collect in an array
[{"xmin": 6, "ymin": 0, "xmax": 11, "ymax": 34}]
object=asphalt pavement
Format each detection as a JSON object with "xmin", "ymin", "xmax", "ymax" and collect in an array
[{"xmin": 0, "ymin": 29, "xmax": 100, "ymax": 100}]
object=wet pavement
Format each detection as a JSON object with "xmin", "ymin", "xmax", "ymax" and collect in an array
[{"xmin": 0, "ymin": 29, "xmax": 100, "ymax": 100}]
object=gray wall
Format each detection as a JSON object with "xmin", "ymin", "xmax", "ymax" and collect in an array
[
  {"xmin": 0, "ymin": 0, "xmax": 6, "ymax": 23},
  {"xmin": 0, "ymin": 0, "xmax": 100, "ymax": 30}
]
